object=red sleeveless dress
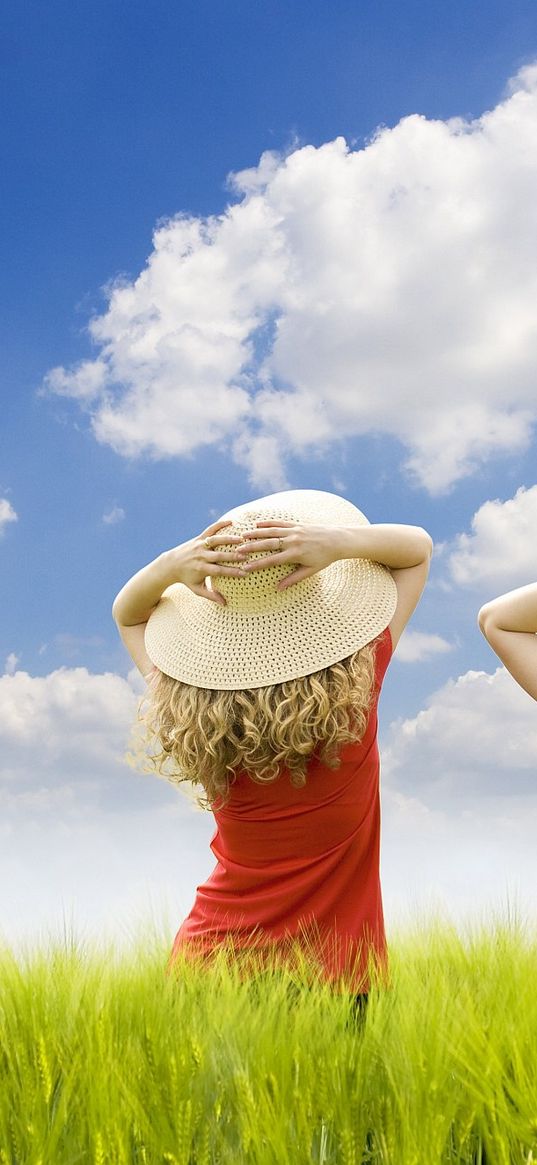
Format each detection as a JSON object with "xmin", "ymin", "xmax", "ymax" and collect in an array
[{"xmin": 152, "ymin": 627, "xmax": 392, "ymax": 994}]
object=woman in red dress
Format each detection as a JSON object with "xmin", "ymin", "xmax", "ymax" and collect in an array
[{"xmin": 112, "ymin": 490, "xmax": 432, "ymax": 1008}]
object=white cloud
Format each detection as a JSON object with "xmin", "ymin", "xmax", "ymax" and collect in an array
[
  {"xmin": 0, "ymin": 664, "xmax": 214, "ymax": 951},
  {"xmin": 449, "ymin": 484, "xmax": 537, "ymax": 590},
  {"xmin": 380, "ymin": 784, "xmax": 537, "ymax": 931},
  {"xmin": 103, "ymin": 505, "xmax": 125, "ymax": 525},
  {"xmin": 0, "ymin": 666, "xmax": 139, "ymax": 786},
  {"xmin": 382, "ymin": 665, "xmax": 537, "ymax": 803},
  {"xmin": 394, "ymin": 629, "xmax": 453, "ymax": 663},
  {"xmin": 4, "ymin": 653, "xmax": 20, "ymax": 675},
  {"xmin": 41, "ymin": 64, "xmax": 537, "ymax": 493},
  {"xmin": 1, "ymin": 662, "xmax": 536, "ymax": 949},
  {"xmin": 379, "ymin": 663, "xmax": 537, "ymax": 926},
  {"xmin": 0, "ymin": 498, "xmax": 18, "ymax": 534},
  {"xmin": 45, "ymin": 358, "xmax": 108, "ymax": 402}
]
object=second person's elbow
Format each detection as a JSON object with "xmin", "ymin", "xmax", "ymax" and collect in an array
[
  {"xmin": 477, "ymin": 602, "xmax": 493, "ymax": 636},
  {"xmin": 420, "ymin": 528, "xmax": 434, "ymax": 561}
]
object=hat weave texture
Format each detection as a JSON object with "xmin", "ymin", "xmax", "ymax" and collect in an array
[{"xmin": 144, "ymin": 489, "xmax": 397, "ymax": 690}]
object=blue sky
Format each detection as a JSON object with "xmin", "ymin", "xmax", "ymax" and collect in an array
[{"xmin": 2, "ymin": 0, "xmax": 537, "ymax": 951}]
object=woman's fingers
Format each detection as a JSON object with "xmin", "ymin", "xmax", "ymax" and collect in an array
[
  {"xmin": 205, "ymin": 563, "xmax": 247, "ymax": 577},
  {"xmin": 278, "ymin": 565, "xmax": 316, "ymax": 589},
  {"xmin": 254, "ymin": 520, "xmax": 296, "ymax": 528},
  {"xmin": 198, "ymin": 520, "xmax": 309, "ymax": 581},
  {"xmin": 240, "ymin": 525, "xmax": 295, "ymax": 540},
  {"xmin": 190, "ymin": 582, "xmax": 227, "ymax": 606},
  {"xmin": 201, "ymin": 519, "xmax": 296, "ymax": 540},
  {"xmin": 201, "ymin": 519, "xmax": 298, "ymax": 545},
  {"xmin": 201, "ymin": 518, "xmax": 234, "ymax": 537},
  {"xmin": 202, "ymin": 533, "xmax": 244, "ymax": 547},
  {"xmin": 191, "ymin": 560, "xmax": 314, "ymax": 602},
  {"xmin": 206, "ymin": 547, "xmax": 245, "ymax": 559},
  {"xmin": 242, "ymin": 554, "xmax": 287, "ymax": 570},
  {"xmin": 237, "ymin": 538, "xmax": 289, "ymax": 558}
]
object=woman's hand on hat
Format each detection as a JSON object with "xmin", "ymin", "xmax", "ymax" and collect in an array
[
  {"xmin": 236, "ymin": 521, "xmax": 342, "ymax": 589},
  {"xmin": 166, "ymin": 519, "xmax": 247, "ymax": 606}
]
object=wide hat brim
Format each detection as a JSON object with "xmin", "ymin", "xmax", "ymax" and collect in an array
[{"xmin": 144, "ymin": 489, "xmax": 398, "ymax": 690}]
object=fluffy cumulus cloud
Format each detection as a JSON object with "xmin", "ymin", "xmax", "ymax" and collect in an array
[
  {"xmin": 448, "ymin": 484, "xmax": 537, "ymax": 589},
  {"xmin": 0, "ymin": 666, "xmax": 143, "ymax": 800},
  {"xmin": 41, "ymin": 65, "xmax": 537, "ymax": 493},
  {"xmin": 394, "ymin": 629, "xmax": 453, "ymax": 663},
  {"xmin": 382, "ymin": 664, "xmax": 537, "ymax": 805},
  {"xmin": 380, "ymin": 663, "xmax": 537, "ymax": 926},
  {"xmin": 0, "ymin": 498, "xmax": 18, "ymax": 534},
  {"xmin": 0, "ymin": 665, "xmax": 215, "ymax": 950}
]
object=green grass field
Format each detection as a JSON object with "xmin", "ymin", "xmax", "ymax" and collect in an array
[{"xmin": 1, "ymin": 910, "xmax": 536, "ymax": 1164}]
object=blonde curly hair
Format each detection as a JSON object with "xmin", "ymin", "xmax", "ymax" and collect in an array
[{"xmin": 126, "ymin": 639, "xmax": 378, "ymax": 811}]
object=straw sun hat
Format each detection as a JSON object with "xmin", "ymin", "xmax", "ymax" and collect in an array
[{"xmin": 144, "ymin": 489, "xmax": 397, "ymax": 690}]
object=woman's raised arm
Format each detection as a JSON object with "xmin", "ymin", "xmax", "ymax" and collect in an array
[
  {"xmin": 478, "ymin": 583, "xmax": 537, "ymax": 701},
  {"xmin": 111, "ymin": 519, "xmax": 247, "ymax": 677},
  {"xmin": 239, "ymin": 521, "xmax": 433, "ymax": 650}
]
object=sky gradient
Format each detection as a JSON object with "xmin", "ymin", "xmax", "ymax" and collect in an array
[{"xmin": 2, "ymin": 0, "xmax": 537, "ymax": 953}]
